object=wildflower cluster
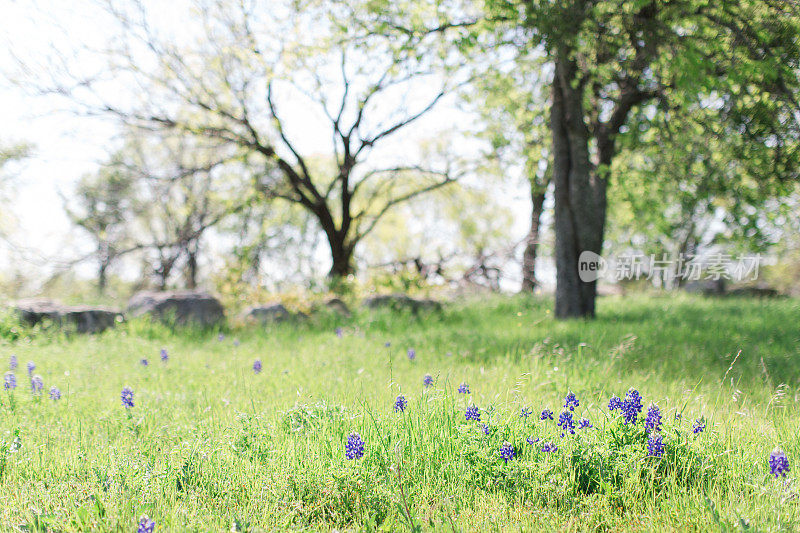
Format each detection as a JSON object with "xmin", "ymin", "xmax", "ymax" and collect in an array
[
  {"xmin": 423, "ymin": 374, "xmax": 434, "ymax": 388},
  {"xmin": 644, "ymin": 405, "xmax": 662, "ymax": 433},
  {"xmin": 121, "ymin": 387, "xmax": 135, "ymax": 409},
  {"xmin": 540, "ymin": 409, "xmax": 553, "ymax": 421},
  {"xmin": 558, "ymin": 410, "xmax": 575, "ymax": 436},
  {"xmin": 345, "ymin": 432, "xmax": 365, "ymax": 460},
  {"xmin": 394, "ymin": 394, "xmax": 408, "ymax": 413},
  {"xmin": 499, "ymin": 442, "xmax": 516, "ymax": 463},
  {"xmin": 769, "ymin": 448, "xmax": 790, "ymax": 478},
  {"xmin": 465, "ymin": 405, "xmax": 481, "ymax": 421}
]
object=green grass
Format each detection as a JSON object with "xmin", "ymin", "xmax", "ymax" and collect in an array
[{"xmin": 0, "ymin": 294, "xmax": 799, "ymax": 531}]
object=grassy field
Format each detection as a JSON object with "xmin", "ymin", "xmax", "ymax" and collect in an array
[{"xmin": 0, "ymin": 294, "xmax": 798, "ymax": 531}]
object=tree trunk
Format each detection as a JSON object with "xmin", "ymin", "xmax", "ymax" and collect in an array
[
  {"xmin": 551, "ymin": 55, "xmax": 607, "ymax": 319},
  {"xmin": 327, "ymin": 231, "xmax": 355, "ymax": 278},
  {"xmin": 185, "ymin": 248, "xmax": 198, "ymax": 289},
  {"xmin": 521, "ymin": 187, "xmax": 546, "ymax": 293},
  {"xmin": 98, "ymin": 261, "xmax": 108, "ymax": 294}
]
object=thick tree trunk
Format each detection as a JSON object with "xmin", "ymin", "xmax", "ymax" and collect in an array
[
  {"xmin": 551, "ymin": 56, "xmax": 607, "ymax": 319},
  {"xmin": 521, "ymin": 188, "xmax": 546, "ymax": 293},
  {"xmin": 185, "ymin": 249, "xmax": 198, "ymax": 289},
  {"xmin": 326, "ymin": 231, "xmax": 355, "ymax": 278}
]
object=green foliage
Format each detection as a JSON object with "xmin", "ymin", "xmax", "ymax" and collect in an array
[{"xmin": 0, "ymin": 295, "xmax": 798, "ymax": 530}]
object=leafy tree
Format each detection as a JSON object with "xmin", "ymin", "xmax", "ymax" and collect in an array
[
  {"xmin": 35, "ymin": 0, "xmax": 470, "ymax": 279},
  {"xmin": 472, "ymin": 0, "xmax": 800, "ymax": 317}
]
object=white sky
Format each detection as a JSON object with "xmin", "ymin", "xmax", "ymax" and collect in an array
[{"xmin": 0, "ymin": 0, "xmax": 535, "ymax": 290}]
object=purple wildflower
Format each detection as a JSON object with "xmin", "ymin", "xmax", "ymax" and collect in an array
[
  {"xmin": 526, "ymin": 436, "xmax": 539, "ymax": 445},
  {"xmin": 541, "ymin": 441, "xmax": 558, "ymax": 453},
  {"xmin": 647, "ymin": 433, "xmax": 664, "ymax": 458},
  {"xmin": 140, "ymin": 359, "xmax": 149, "ymax": 366},
  {"xmin": 335, "ymin": 327, "xmax": 343, "ymax": 338},
  {"xmin": 345, "ymin": 432, "xmax": 365, "ymax": 460},
  {"xmin": 564, "ymin": 391, "xmax": 579, "ymax": 411},
  {"xmin": 407, "ymin": 348, "xmax": 416, "ymax": 361},
  {"xmin": 458, "ymin": 383, "xmax": 470, "ymax": 394},
  {"xmin": 481, "ymin": 423, "xmax": 491, "ymax": 435},
  {"xmin": 540, "ymin": 409, "xmax": 553, "ymax": 421},
  {"xmin": 394, "ymin": 394, "xmax": 408, "ymax": 413},
  {"xmin": 4, "ymin": 372, "xmax": 16, "ymax": 390},
  {"xmin": 49, "ymin": 386, "xmax": 61, "ymax": 400},
  {"xmin": 769, "ymin": 448, "xmax": 790, "ymax": 478},
  {"xmin": 121, "ymin": 386, "xmax": 134, "ymax": 409},
  {"xmin": 693, "ymin": 418, "xmax": 706, "ymax": 434},
  {"xmin": 622, "ymin": 388, "xmax": 643, "ymax": 424},
  {"xmin": 9, "ymin": 355, "xmax": 17, "ymax": 370},
  {"xmin": 384, "ymin": 342, "xmax": 391, "ymax": 348},
  {"xmin": 218, "ymin": 333, "xmax": 225, "ymax": 342},
  {"xmin": 499, "ymin": 442, "xmax": 516, "ymax": 463},
  {"xmin": 578, "ymin": 418, "xmax": 593, "ymax": 429},
  {"xmin": 520, "ymin": 407, "xmax": 532, "ymax": 418},
  {"xmin": 253, "ymin": 359, "xmax": 262, "ymax": 374},
  {"xmin": 233, "ymin": 339, "xmax": 240, "ymax": 347},
  {"xmin": 138, "ymin": 515, "xmax": 156, "ymax": 533},
  {"xmin": 30, "ymin": 375, "xmax": 44, "ymax": 394},
  {"xmin": 465, "ymin": 405, "xmax": 481, "ymax": 421},
  {"xmin": 644, "ymin": 404, "xmax": 662, "ymax": 433},
  {"xmin": 26, "ymin": 361, "xmax": 35, "ymax": 375},
  {"xmin": 423, "ymin": 374, "xmax": 434, "ymax": 388},
  {"xmin": 608, "ymin": 395, "xmax": 623, "ymax": 411},
  {"xmin": 160, "ymin": 349, "xmax": 168, "ymax": 363},
  {"xmin": 558, "ymin": 410, "xmax": 575, "ymax": 436}
]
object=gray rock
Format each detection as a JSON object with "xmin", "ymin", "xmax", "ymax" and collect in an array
[
  {"xmin": 243, "ymin": 303, "xmax": 293, "ymax": 324},
  {"xmin": 15, "ymin": 299, "xmax": 122, "ymax": 333},
  {"xmin": 128, "ymin": 290, "xmax": 224, "ymax": 327},
  {"xmin": 682, "ymin": 279, "xmax": 726, "ymax": 296},
  {"xmin": 362, "ymin": 293, "xmax": 442, "ymax": 313},
  {"xmin": 727, "ymin": 285, "xmax": 781, "ymax": 298},
  {"xmin": 324, "ymin": 297, "xmax": 351, "ymax": 317}
]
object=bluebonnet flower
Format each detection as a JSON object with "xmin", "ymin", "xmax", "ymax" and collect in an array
[
  {"xmin": 394, "ymin": 394, "xmax": 408, "ymax": 413},
  {"xmin": 138, "ymin": 515, "xmax": 156, "ymax": 533},
  {"xmin": 9, "ymin": 355, "xmax": 17, "ymax": 370},
  {"xmin": 407, "ymin": 348, "xmax": 416, "ymax": 361},
  {"xmin": 30, "ymin": 375, "xmax": 44, "ymax": 394},
  {"xmin": 423, "ymin": 374, "xmax": 434, "ymax": 388},
  {"xmin": 121, "ymin": 387, "xmax": 134, "ymax": 409},
  {"xmin": 499, "ymin": 442, "xmax": 516, "ymax": 463},
  {"xmin": 4, "ymin": 372, "xmax": 16, "ymax": 390},
  {"xmin": 218, "ymin": 333, "xmax": 225, "ymax": 342},
  {"xmin": 675, "ymin": 412, "xmax": 682, "ymax": 421},
  {"xmin": 622, "ymin": 388, "xmax": 643, "ymax": 424},
  {"xmin": 465, "ymin": 405, "xmax": 481, "ymax": 421},
  {"xmin": 140, "ymin": 358, "xmax": 149, "ymax": 366},
  {"xmin": 26, "ymin": 361, "xmax": 35, "ymax": 375},
  {"xmin": 335, "ymin": 327, "xmax": 343, "ymax": 338},
  {"xmin": 647, "ymin": 433, "xmax": 664, "ymax": 458},
  {"xmin": 541, "ymin": 441, "xmax": 558, "ymax": 453},
  {"xmin": 345, "ymin": 432, "xmax": 365, "ymax": 460},
  {"xmin": 481, "ymin": 423, "xmax": 491, "ymax": 435},
  {"xmin": 644, "ymin": 405, "xmax": 662, "ymax": 433},
  {"xmin": 693, "ymin": 418, "xmax": 706, "ymax": 434},
  {"xmin": 558, "ymin": 410, "xmax": 575, "ymax": 436},
  {"xmin": 384, "ymin": 342, "xmax": 391, "ymax": 348},
  {"xmin": 608, "ymin": 395, "xmax": 623, "ymax": 411},
  {"xmin": 526, "ymin": 436, "xmax": 539, "ymax": 445},
  {"xmin": 458, "ymin": 383, "xmax": 470, "ymax": 394},
  {"xmin": 520, "ymin": 407, "xmax": 532, "ymax": 418},
  {"xmin": 160, "ymin": 349, "xmax": 168, "ymax": 363},
  {"xmin": 49, "ymin": 386, "xmax": 61, "ymax": 400},
  {"xmin": 253, "ymin": 359, "xmax": 262, "ymax": 374},
  {"xmin": 540, "ymin": 409, "xmax": 553, "ymax": 421},
  {"xmin": 233, "ymin": 339, "xmax": 240, "ymax": 347},
  {"xmin": 769, "ymin": 448, "xmax": 790, "ymax": 478},
  {"xmin": 578, "ymin": 418, "xmax": 593, "ymax": 429},
  {"xmin": 564, "ymin": 391, "xmax": 579, "ymax": 411}
]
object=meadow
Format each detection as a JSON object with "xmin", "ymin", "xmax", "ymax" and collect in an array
[{"xmin": 0, "ymin": 294, "xmax": 798, "ymax": 532}]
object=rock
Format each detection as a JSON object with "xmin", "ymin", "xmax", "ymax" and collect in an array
[
  {"xmin": 128, "ymin": 290, "xmax": 225, "ymax": 327},
  {"xmin": 682, "ymin": 279, "xmax": 726, "ymax": 296},
  {"xmin": 362, "ymin": 293, "xmax": 442, "ymax": 313},
  {"xmin": 15, "ymin": 299, "xmax": 122, "ymax": 333},
  {"xmin": 324, "ymin": 297, "xmax": 351, "ymax": 317},
  {"xmin": 727, "ymin": 285, "xmax": 781, "ymax": 298},
  {"xmin": 242, "ymin": 303, "xmax": 294, "ymax": 324}
]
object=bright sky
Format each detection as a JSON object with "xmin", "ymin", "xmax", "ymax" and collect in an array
[{"xmin": 0, "ymin": 0, "xmax": 535, "ymax": 290}]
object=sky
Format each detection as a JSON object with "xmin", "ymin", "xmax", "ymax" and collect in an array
[{"xmin": 0, "ymin": 0, "xmax": 536, "ymax": 292}]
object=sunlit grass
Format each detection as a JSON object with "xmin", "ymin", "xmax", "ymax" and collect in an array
[{"xmin": 0, "ymin": 294, "xmax": 798, "ymax": 531}]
